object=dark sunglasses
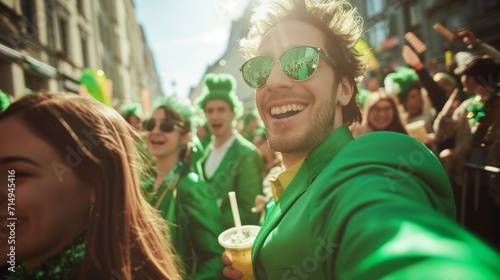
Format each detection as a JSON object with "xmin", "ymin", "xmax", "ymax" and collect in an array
[
  {"xmin": 144, "ymin": 119, "xmax": 183, "ymax": 133},
  {"xmin": 240, "ymin": 46, "xmax": 337, "ymax": 89}
]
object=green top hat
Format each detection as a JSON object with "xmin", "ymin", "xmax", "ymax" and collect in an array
[{"xmin": 196, "ymin": 73, "xmax": 243, "ymax": 120}]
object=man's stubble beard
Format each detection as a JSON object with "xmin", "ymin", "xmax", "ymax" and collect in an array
[{"xmin": 267, "ymin": 93, "xmax": 337, "ymax": 154}]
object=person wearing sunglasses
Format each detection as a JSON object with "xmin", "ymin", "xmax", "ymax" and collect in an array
[
  {"xmin": 350, "ymin": 89, "xmax": 408, "ymax": 138},
  {"xmin": 195, "ymin": 73, "xmax": 264, "ymax": 230},
  {"xmin": 223, "ymin": 0, "xmax": 500, "ymax": 279},
  {"xmin": 143, "ymin": 96, "xmax": 224, "ymax": 279}
]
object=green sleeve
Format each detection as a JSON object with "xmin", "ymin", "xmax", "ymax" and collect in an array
[
  {"xmin": 310, "ymin": 133, "xmax": 500, "ymax": 279},
  {"xmin": 327, "ymin": 175, "xmax": 500, "ymax": 279},
  {"xmin": 235, "ymin": 147, "xmax": 264, "ymax": 226},
  {"xmin": 178, "ymin": 174, "xmax": 224, "ymax": 280}
]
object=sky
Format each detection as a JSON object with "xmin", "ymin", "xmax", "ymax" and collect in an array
[{"xmin": 134, "ymin": 0, "xmax": 250, "ymax": 98}]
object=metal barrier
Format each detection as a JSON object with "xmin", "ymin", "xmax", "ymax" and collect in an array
[{"xmin": 460, "ymin": 162, "xmax": 500, "ymax": 225}]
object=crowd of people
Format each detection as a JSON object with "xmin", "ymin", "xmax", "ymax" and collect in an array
[{"xmin": 1, "ymin": 0, "xmax": 500, "ymax": 279}]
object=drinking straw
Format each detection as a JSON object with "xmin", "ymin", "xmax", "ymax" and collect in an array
[{"xmin": 228, "ymin": 191, "xmax": 244, "ymax": 243}]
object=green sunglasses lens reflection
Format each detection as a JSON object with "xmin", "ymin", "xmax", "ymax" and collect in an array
[
  {"xmin": 281, "ymin": 47, "xmax": 319, "ymax": 80},
  {"xmin": 242, "ymin": 46, "xmax": 320, "ymax": 89},
  {"xmin": 243, "ymin": 56, "xmax": 272, "ymax": 88}
]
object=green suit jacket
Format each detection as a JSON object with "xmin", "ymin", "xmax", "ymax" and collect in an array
[
  {"xmin": 197, "ymin": 132, "xmax": 264, "ymax": 229},
  {"xmin": 145, "ymin": 172, "xmax": 224, "ymax": 280},
  {"xmin": 252, "ymin": 126, "xmax": 500, "ymax": 279}
]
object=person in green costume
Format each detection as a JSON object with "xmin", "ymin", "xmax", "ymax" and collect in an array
[
  {"xmin": 143, "ymin": 95, "xmax": 224, "ymax": 279},
  {"xmin": 195, "ymin": 73, "xmax": 264, "ymax": 229},
  {"xmin": 222, "ymin": 0, "xmax": 500, "ymax": 279}
]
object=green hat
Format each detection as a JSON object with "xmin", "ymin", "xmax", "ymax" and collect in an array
[
  {"xmin": 0, "ymin": 90, "xmax": 10, "ymax": 112},
  {"xmin": 119, "ymin": 103, "xmax": 142, "ymax": 118},
  {"xmin": 153, "ymin": 95, "xmax": 202, "ymax": 133},
  {"xmin": 196, "ymin": 73, "xmax": 243, "ymax": 120},
  {"xmin": 384, "ymin": 66, "xmax": 420, "ymax": 101}
]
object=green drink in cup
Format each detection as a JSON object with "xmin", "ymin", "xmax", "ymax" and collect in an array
[
  {"xmin": 218, "ymin": 225, "xmax": 261, "ymax": 279},
  {"xmin": 219, "ymin": 192, "xmax": 261, "ymax": 280}
]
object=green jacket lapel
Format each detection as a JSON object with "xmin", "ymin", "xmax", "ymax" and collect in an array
[{"xmin": 252, "ymin": 126, "xmax": 353, "ymax": 261}]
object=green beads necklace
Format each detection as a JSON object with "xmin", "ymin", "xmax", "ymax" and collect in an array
[{"xmin": 6, "ymin": 235, "xmax": 85, "ymax": 280}]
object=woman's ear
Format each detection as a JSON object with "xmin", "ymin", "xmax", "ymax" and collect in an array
[
  {"xmin": 181, "ymin": 132, "xmax": 191, "ymax": 145},
  {"xmin": 337, "ymin": 76, "xmax": 354, "ymax": 106}
]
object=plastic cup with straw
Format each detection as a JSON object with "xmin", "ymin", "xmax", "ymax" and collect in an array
[{"xmin": 218, "ymin": 191, "xmax": 261, "ymax": 280}]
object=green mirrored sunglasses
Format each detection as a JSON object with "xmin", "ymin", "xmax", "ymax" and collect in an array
[{"xmin": 240, "ymin": 46, "xmax": 337, "ymax": 89}]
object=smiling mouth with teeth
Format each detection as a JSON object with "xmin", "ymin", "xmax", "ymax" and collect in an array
[
  {"xmin": 271, "ymin": 104, "xmax": 305, "ymax": 119},
  {"xmin": 150, "ymin": 140, "xmax": 166, "ymax": 145}
]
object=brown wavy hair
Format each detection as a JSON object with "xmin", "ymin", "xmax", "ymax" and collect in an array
[{"xmin": 0, "ymin": 93, "xmax": 182, "ymax": 279}]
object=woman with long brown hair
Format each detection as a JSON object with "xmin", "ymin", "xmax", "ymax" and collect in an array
[{"xmin": 0, "ymin": 93, "xmax": 181, "ymax": 279}]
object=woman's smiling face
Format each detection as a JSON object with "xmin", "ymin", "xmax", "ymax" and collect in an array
[{"xmin": 0, "ymin": 117, "xmax": 92, "ymax": 268}]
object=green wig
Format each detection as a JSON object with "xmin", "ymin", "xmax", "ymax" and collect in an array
[
  {"xmin": 196, "ymin": 73, "xmax": 243, "ymax": 120},
  {"xmin": 384, "ymin": 66, "xmax": 420, "ymax": 103}
]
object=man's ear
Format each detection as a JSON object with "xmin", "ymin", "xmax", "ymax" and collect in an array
[{"xmin": 337, "ymin": 76, "xmax": 354, "ymax": 106}]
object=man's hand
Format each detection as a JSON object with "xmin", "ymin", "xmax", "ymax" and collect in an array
[
  {"xmin": 251, "ymin": 194, "xmax": 268, "ymax": 214},
  {"xmin": 222, "ymin": 252, "xmax": 243, "ymax": 279}
]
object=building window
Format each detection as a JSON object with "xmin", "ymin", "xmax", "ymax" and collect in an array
[
  {"xmin": 24, "ymin": 71, "xmax": 46, "ymax": 93},
  {"xmin": 368, "ymin": 20, "xmax": 391, "ymax": 52},
  {"xmin": 366, "ymin": 0, "xmax": 384, "ymax": 18},
  {"xmin": 44, "ymin": 0, "xmax": 55, "ymax": 48},
  {"xmin": 409, "ymin": 2, "xmax": 420, "ymax": 27},
  {"xmin": 77, "ymin": 0, "xmax": 85, "ymax": 17},
  {"xmin": 81, "ymin": 35, "xmax": 89, "ymax": 67},
  {"xmin": 21, "ymin": 0, "xmax": 38, "ymax": 36},
  {"xmin": 58, "ymin": 17, "xmax": 69, "ymax": 54}
]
